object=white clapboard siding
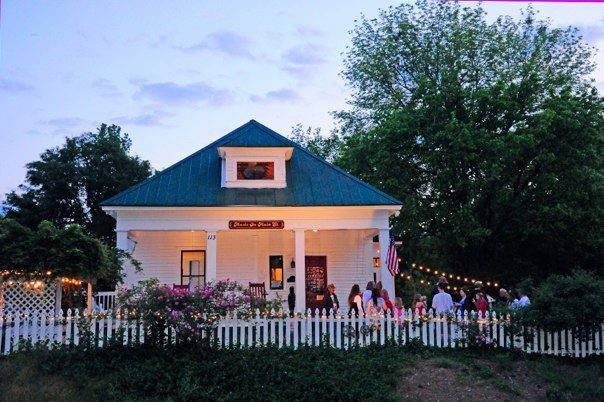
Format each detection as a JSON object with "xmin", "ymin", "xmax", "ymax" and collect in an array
[
  {"xmin": 124, "ymin": 229, "xmax": 376, "ymax": 302},
  {"xmin": 1, "ymin": 309, "xmax": 602, "ymax": 357}
]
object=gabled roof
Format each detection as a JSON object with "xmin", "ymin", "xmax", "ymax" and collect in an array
[{"xmin": 101, "ymin": 120, "xmax": 402, "ymax": 208}]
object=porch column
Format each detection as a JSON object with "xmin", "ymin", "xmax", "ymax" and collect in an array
[
  {"xmin": 116, "ymin": 230, "xmax": 132, "ymax": 286},
  {"xmin": 206, "ymin": 231, "xmax": 217, "ymax": 283},
  {"xmin": 294, "ymin": 229, "xmax": 306, "ymax": 313},
  {"xmin": 379, "ymin": 229, "xmax": 395, "ymax": 298}
]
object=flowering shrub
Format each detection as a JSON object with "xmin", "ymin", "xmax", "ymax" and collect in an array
[{"xmin": 117, "ymin": 279, "xmax": 253, "ymax": 344}]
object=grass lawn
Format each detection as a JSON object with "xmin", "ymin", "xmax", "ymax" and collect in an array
[{"xmin": 0, "ymin": 343, "xmax": 601, "ymax": 401}]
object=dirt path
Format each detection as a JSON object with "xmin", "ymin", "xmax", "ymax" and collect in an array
[{"xmin": 398, "ymin": 357, "xmax": 548, "ymax": 401}]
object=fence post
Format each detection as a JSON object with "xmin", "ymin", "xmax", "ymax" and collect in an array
[{"xmin": 3, "ymin": 314, "xmax": 12, "ymax": 355}]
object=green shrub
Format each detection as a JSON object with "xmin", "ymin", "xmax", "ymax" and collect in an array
[
  {"xmin": 523, "ymin": 270, "xmax": 603, "ymax": 336},
  {"xmin": 2, "ymin": 343, "xmax": 408, "ymax": 401}
]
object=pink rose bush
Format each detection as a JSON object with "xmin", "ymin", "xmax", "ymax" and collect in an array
[{"xmin": 117, "ymin": 279, "xmax": 253, "ymax": 344}]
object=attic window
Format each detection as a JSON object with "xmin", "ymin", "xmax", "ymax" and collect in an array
[
  {"xmin": 218, "ymin": 146, "xmax": 292, "ymax": 188},
  {"xmin": 237, "ymin": 162, "xmax": 274, "ymax": 180}
]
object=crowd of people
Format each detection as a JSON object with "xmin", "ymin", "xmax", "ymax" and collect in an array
[
  {"xmin": 425, "ymin": 276, "xmax": 530, "ymax": 317},
  {"xmin": 410, "ymin": 276, "xmax": 531, "ymax": 318},
  {"xmin": 286, "ymin": 276, "xmax": 530, "ymax": 319}
]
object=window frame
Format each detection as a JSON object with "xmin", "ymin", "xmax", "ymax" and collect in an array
[
  {"xmin": 236, "ymin": 161, "xmax": 275, "ymax": 180},
  {"xmin": 180, "ymin": 250, "xmax": 206, "ymax": 287},
  {"xmin": 269, "ymin": 255, "xmax": 284, "ymax": 290}
]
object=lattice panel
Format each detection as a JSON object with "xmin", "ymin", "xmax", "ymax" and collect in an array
[{"xmin": 0, "ymin": 280, "xmax": 57, "ymax": 316}]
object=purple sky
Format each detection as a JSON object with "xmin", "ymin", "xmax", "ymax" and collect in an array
[{"xmin": 1, "ymin": 1, "xmax": 603, "ymax": 200}]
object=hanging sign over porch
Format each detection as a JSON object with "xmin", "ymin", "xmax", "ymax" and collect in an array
[{"xmin": 228, "ymin": 220, "xmax": 285, "ymax": 229}]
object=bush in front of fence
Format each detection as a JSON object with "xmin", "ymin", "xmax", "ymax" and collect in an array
[
  {"xmin": 520, "ymin": 270, "xmax": 604, "ymax": 341},
  {"xmin": 116, "ymin": 279, "xmax": 253, "ymax": 345},
  {"xmin": 1, "ymin": 341, "xmax": 411, "ymax": 401}
]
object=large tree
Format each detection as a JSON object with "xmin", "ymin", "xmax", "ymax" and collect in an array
[
  {"xmin": 0, "ymin": 217, "xmax": 131, "ymax": 286},
  {"xmin": 334, "ymin": 1, "xmax": 603, "ymax": 284},
  {"xmin": 3, "ymin": 124, "xmax": 152, "ymax": 244}
]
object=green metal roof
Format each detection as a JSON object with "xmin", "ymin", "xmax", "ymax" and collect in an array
[{"xmin": 100, "ymin": 120, "xmax": 402, "ymax": 207}]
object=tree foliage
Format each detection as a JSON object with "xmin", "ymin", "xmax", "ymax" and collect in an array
[
  {"xmin": 289, "ymin": 124, "xmax": 342, "ymax": 163},
  {"xmin": 524, "ymin": 270, "xmax": 604, "ymax": 334},
  {"xmin": 3, "ymin": 124, "xmax": 152, "ymax": 244},
  {"xmin": 0, "ymin": 217, "xmax": 131, "ymax": 284},
  {"xmin": 333, "ymin": 0, "xmax": 603, "ymax": 284}
]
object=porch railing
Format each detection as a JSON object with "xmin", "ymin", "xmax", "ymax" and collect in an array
[
  {"xmin": 93, "ymin": 291, "xmax": 117, "ymax": 311},
  {"xmin": 1, "ymin": 309, "xmax": 602, "ymax": 357}
]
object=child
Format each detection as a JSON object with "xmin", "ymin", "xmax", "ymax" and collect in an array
[
  {"xmin": 287, "ymin": 286, "xmax": 295, "ymax": 316},
  {"xmin": 394, "ymin": 297, "xmax": 405, "ymax": 321},
  {"xmin": 474, "ymin": 292, "xmax": 488, "ymax": 318},
  {"xmin": 381, "ymin": 289, "xmax": 394, "ymax": 315},
  {"xmin": 415, "ymin": 295, "xmax": 427, "ymax": 315}
]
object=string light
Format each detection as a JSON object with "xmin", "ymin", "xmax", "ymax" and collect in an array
[
  {"xmin": 408, "ymin": 262, "xmax": 501, "ymax": 288},
  {"xmin": 61, "ymin": 277, "xmax": 84, "ymax": 285}
]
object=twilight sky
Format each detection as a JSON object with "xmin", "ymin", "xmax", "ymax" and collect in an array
[{"xmin": 1, "ymin": 1, "xmax": 603, "ymax": 200}]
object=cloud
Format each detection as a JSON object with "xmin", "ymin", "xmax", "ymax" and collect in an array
[
  {"xmin": 133, "ymin": 81, "xmax": 234, "ymax": 106},
  {"xmin": 34, "ymin": 117, "xmax": 85, "ymax": 136},
  {"xmin": 282, "ymin": 43, "xmax": 326, "ymax": 65},
  {"xmin": 113, "ymin": 110, "xmax": 173, "ymax": 127},
  {"xmin": 250, "ymin": 88, "xmax": 301, "ymax": 104},
  {"xmin": 296, "ymin": 26, "xmax": 324, "ymax": 38},
  {"xmin": 579, "ymin": 23, "xmax": 604, "ymax": 43},
  {"xmin": 178, "ymin": 31, "xmax": 254, "ymax": 59},
  {"xmin": 38, "ymin": 117, "xmax": 85, "ymax": 128},
  {"xmin": 281, "ymin": 43, "xmax": 327, "ymax": 79},
  {"xmin": 92, "ymin": 78, "xmax": 122, "ymax": 98},
  {"xmin": 0, "ymin": 78, "xmax": 33, "ymax": 92}
]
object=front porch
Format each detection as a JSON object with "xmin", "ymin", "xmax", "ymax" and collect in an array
[
  {"xmin": 112, "ymin": 206, "xmax": 398, "ymax": 312},
  {"xmin": 120, "ymin": 227, "xmax": 391, "ymax": 312}
]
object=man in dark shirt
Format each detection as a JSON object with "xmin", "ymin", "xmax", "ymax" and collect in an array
[{"xmin": 287, "ymin": 286, "xmax": 295, "ymax": 316}]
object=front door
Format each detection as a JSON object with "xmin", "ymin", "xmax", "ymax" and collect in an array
[{"xmin": 305, "ymin": 256, "xmax": 327, "ymax": 311}]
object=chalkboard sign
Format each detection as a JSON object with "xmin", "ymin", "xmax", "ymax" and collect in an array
[
  {"xmin": 306, "ymin": 266, "xmax": 325, "ymax": 292},
  {"xmin": 305, "ymin": 256, "xmax": 327, "ymax": 310}
]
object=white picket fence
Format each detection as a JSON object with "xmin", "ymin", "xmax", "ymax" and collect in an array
[{"xmin": 1, "ymin": 309, "xmax": 602, "ymax": 357}]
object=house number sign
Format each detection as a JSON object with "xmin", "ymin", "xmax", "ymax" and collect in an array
[{"xmin": 228, "ymin": 220, "xmax": 285, "ymax": 229}]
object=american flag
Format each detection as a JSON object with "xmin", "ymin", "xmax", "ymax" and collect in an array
[{"xmin": 387, "ymin": 237, "xmax": 399, "ymax": 276}]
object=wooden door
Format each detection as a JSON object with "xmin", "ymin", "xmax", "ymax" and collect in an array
[{"xmin": 305, "ymin": 256, "xmax": 327, "ymax": 311}]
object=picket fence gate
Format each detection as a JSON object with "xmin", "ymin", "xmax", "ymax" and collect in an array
[{"xmin": 1, "ymin": 309, "xmax": 602, "ymax": 357}]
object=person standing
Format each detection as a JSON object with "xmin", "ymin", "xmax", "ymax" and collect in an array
[
  {"xmin": 364, "ymin": 288, "xmax": 384, "ymax": 317},
  {"xmin": 393, "ymin": 297, "xmax": 405, "ymax": 321},
  {"xmin": 362, "ymin": 281, "xmax": 374, "ymax": 311},
  {"xmin": 431, "ymin": 283, "xmax": 454, "ymax": 316},
  {"xmin": 498, "ymin": 288, "xmax": 512, "ymax": 308},
  {"xmin": 323, "ymin": 283, "xmax": 339, "ymax": 316},
  {"xmin": 474, "ymin": 292, "xmax": 488, "ymax": 318},
  {"xmin": 381, "ymin": 289, "xmax": 394, "ymax": 316},
  {"xmin": 347, "ymin": 284, "xmax": 362, "ymax": 317},
  {"xmin": 512, "ymin": 289, "xmax": 531, "ymax": 308},
  {"xmin": 429, "ymin": 277, "xmax": 449, "ymax": 309},
  {"xmin": 287, "ymin": 286, "xmax": 296, "ymax": 316},
  {"xmin": 456, "ymin": 288, "xmax": 468, "ymax": 316},
  {"xmin": 413, "ymin": 295, "xmax": 427, "ymax": 315}
]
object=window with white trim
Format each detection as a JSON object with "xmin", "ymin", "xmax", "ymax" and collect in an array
[
  {"xmin": 218, "ymin": 147, "xmax": 292, "ymax": 188},
  {"xmin": 181, "ymin": 250, "xmax": 205, "ymax": 288}
]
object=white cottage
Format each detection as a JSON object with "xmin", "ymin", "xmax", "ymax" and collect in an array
[{"xmin": 101, "ymin": 120, "xmax": 402, "ymax": 312}]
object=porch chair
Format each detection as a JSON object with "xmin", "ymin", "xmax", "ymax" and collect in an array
[{"xmin": 248, "ymin": 282, "xmax": 267, "ymax": 300}]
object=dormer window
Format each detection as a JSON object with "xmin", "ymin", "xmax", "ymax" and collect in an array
[
  {"xmin": 218, "ymin": 147, "xmax": 293, "ymax": 188},
  {"xmin": 237, "ymin": 162, "xmax": 275, "ymax": 180}
]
